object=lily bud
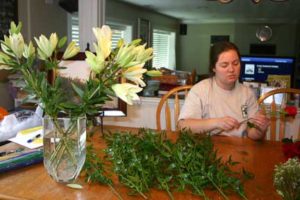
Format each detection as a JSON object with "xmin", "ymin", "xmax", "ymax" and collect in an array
[
  {"xmin": 50, "ymin": 33, "xmax": 58, "ymax": 51},
  {"xmin": 23, "ymin": 41, "xmax": 36, "ymax": 59},
  {"xmin": 9, "ymin": 21, "xmax": 22, "ymax": 35},
  {"xmin": 115, "ymin": 45, "xmax": 138, "ymax": 68},
  {"xmin": 34, "ymin": 34, "xmax": 55, "ymax": 60},
  {"xmin": 62, "ymin": 41, "xmax": 80, "ymax": 59},
  {"xmin": 146, "ymin": 70, "xmax": 162, "ymax": 77},
  {"xmin": 135, "ymin": 46, "xmax": 153, "ymax": 64},
  {"xmin": 85, "ymin": 51, "xmax": 105, "ymax": 74}
]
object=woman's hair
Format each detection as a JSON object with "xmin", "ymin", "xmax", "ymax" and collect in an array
[{"xmin": 208, "ymin": 41, "xmax": 241, "ymax": 76}]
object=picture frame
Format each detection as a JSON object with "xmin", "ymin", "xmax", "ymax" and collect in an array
[
  {"xmin": 56, "ymin": 52, "xmax": 127, "ymax": 117},
  {"xmin": 137, "ymin": 18, "xmax": 151, "ymax": 48}
]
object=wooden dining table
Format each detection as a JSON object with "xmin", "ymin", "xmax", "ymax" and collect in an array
[{"xmin": 0, "ymin": 125, "xmax": 284, "ymax": 200}]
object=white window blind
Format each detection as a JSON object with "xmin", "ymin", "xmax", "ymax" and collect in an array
[
  {"xmin": 110, "ymin": 25, "xmax": 125, "ymax": 49},
  {"xmin": 70, "ymin": 13, "xmax": 79, "ymax": 46},
  {"xmin": 69, "ymin": 16, "xmax": 132, "ymax": 50},
  {"xmin": 152, "ymin": 29, "xmax": 176, "ymax": 69},
  {"xmin": 108, "ymin": 23, "xmax": 132, "ymax": 49}
]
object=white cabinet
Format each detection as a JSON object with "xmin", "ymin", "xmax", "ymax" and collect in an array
[{"xmin": 103, "ymin": 97, "xmax": 184, "ymax": 130}]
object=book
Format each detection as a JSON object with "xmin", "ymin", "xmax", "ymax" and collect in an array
[{"xmin": 0, "ymin": 148, "xmax": 43, "ymax": 173}]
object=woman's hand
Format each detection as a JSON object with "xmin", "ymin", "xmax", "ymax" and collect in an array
[
  {"xmin": 247, "ymin": 111, "xmax": 270, "ymax": 140},
  {"xmin": 215, "ymin": 116, "xmax": 240, "ymax": 131},
  {"xmin": 250, "ymin": 111, "xmax": 270, "ymax": 133}
]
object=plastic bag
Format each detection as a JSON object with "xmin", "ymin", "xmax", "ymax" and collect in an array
[{"xmin": 0, "ymin": 106, "xmax": 43, "ymax": 142}]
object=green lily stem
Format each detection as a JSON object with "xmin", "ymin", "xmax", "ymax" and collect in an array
[{"xmin": 48, "ymin": 118, "xmax": 79, "ymax": 171}]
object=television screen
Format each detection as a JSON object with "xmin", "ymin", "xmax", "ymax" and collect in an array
[{"xmin": 239, "ymin": 56, "xmax": 295, "ymax": 87}]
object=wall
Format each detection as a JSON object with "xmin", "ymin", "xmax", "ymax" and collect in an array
[
  {"xmin": 177, "ymin": 22, "xmax": 298, "ymax": 76},
  {"xmin": 106, "ymin": 0, "xmax": 180, "ymax": 37},
  {"xmin": 18, "ymin": 0, "xmax": 68, "ymax": 42}
]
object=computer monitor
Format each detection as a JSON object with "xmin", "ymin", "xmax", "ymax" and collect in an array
[{"xmin": 239, "ymin": 56, "xmax": 295, "ymax": 87}]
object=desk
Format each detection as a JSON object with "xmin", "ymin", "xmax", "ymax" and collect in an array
[{"xmin": 0, "ymin": 126, "xmax": 283, "ymax": 200}]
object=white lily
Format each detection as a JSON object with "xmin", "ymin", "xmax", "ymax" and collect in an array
[
  {"xmin": 92, "ymin": 25, "xmax": 112, "ymax": 59},
  {"xmin": 115, "ymin": 44, "xmax": 139, "ymax": 68},
  {"xmin": 63, "ymin": 41, "xmax": 80, "ymax": 59},
  {"xmin": 112, "ymin": 83, "xmax": 142, "ymax": 105},
  {"xmin": 23, "ymin": 41, "xmax": 35, "ymax": 59},
  {"xmin": 123, "ymin": 65, "xmax": 147, "ymax": 87},
  {"xmin": 85, "ymin": 51, "xmax": 105, "ymax": 74},
  {"xmin": 1, "ymin": 33, "xmax": 25, "ymax": 59},
  {"xmin": 34, "ymin": 34, "xmax": 56, "ymax": 60},
  {"xmin": 136, "ymin": 46, "xmax": 153, "ymax": 64}
]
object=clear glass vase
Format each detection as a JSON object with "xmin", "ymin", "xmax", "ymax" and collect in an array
[{"xmin": 43, "ymin": 116, "xmax": 86, "ymax": 183}]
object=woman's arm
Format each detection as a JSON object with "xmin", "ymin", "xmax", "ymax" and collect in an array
[{"xmin": 178, "ymin": 116, "xmax": 240, "ymax": 134}]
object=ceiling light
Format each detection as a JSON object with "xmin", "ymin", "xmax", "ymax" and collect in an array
[
  {"xmin": 218, "ymin": 0, "xmax": 233, "ymax": 3},
  {"xmin": 251, "ymin": 0, "xmax": 261, "ymax": 3}
]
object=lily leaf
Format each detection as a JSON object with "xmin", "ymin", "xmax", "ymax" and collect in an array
[{"xmin": 71, "ymin": 83, "xmax": 84, "ymax": 98}]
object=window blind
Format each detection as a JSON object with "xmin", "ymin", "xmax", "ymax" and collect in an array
[
  {"xmin": 152, "ymin": 30, "xmax": 175, "ymax": 69},
  {"xmin": 70, "ymin": 14, "xmax": 79, "ymax": 46},
  {"xmin": 69, "ymin": 17, "xmax": 132, "ymax": 50}
]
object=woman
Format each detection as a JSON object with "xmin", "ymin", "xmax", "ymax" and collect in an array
[{"xmin": 178, "ymin": 41, "xmax": 269, "ymax": 140}]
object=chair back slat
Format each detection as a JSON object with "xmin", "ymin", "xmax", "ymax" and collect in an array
[
  {"xmin": 279, "ymin": 116, "xmax": 285, "ymax": 140},
  {"xmin": 270, "ymin": 95, "xmax": 277, "ymax": 141},
  {"xmin": 257, "ymin": 88, "xmax": 300, "ymax": 141},
  {"xmin": 278, "ymin": 94, "xmax": 287, "ymax": 140},
  {"xmin": 174, "ymin": 93, "xmax": 180, "ymax": 128},
  {"xmin": 156, "ymin": 85, "xmax": 193, "ymax": 131},
  {"xmin": 165, "ymin": 100, "xmax": 171, "ymax": 130}
]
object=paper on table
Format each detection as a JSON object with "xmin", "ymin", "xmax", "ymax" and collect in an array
[{"xmin": 9, "ymin": 126, "xmax": 43, "ymax": 149}]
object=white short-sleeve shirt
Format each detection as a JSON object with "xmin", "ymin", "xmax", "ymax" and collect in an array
[{"xmin": 178, "ymin": 78, "xmax": 258, "ymax": 137}]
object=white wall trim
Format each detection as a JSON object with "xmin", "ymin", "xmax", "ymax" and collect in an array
[{"xmin": 79, "ymin": 0, "xmax": 105, "ymax": 51}]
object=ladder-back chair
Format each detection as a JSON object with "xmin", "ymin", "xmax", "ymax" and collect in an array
[
  {"xmin": 257, "ymin": 88, "xmax": 300, "ymax": 141},
  {"xmin": 156, "ymin": 85, "xmax": 192, "ymax": 131}
]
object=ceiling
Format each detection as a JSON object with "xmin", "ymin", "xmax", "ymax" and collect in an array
[{"xmin": 118, "ymin": 0, "xmax": 300, "ymax": 24}]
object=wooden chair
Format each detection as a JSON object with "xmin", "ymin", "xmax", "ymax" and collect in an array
[
  {"xmin": 156, "ymin": 85, "xmax": 192, "ymax": 131},
  {"xmin": 257, "ymin": 88, "xmax": 300, "ymax": 141}
]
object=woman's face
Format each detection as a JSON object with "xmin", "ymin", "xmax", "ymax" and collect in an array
[{"xmin": 213, "ymin": 49, "xmax": 240, "ymax": 90}]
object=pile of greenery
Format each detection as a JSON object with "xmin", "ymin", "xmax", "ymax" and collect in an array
[{"xmin": 82, "ymin": 129, "xmax": 252, "ymax": 200}]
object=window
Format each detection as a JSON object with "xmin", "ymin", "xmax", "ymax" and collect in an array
[
  {"xmin": 107, "ymin": 23, "xmax": 132, "ymax": 49},
  {"xmin": 68, "ymin": 13, "xmax": 79, "ymax": 46},
  {"xmin": 152, "ymin": 29, "xmax": 176, "ymax": 70},
  {"xmin": 68, "ymin": 15, "xmax": 132, "ymax": 50}
]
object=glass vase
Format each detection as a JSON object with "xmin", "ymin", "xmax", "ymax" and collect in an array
[{"xmin": 43, "ymin": 116, "xmax": 86, "ymax": 183}]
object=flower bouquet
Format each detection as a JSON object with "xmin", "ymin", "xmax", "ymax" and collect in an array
[
  {"xmin": 0, "ymin": 22, "xmax": 153, "ymax": 183},
  {"xmin": 274, "ymin": 158, "xmax": 300, "ymax": 200}
]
